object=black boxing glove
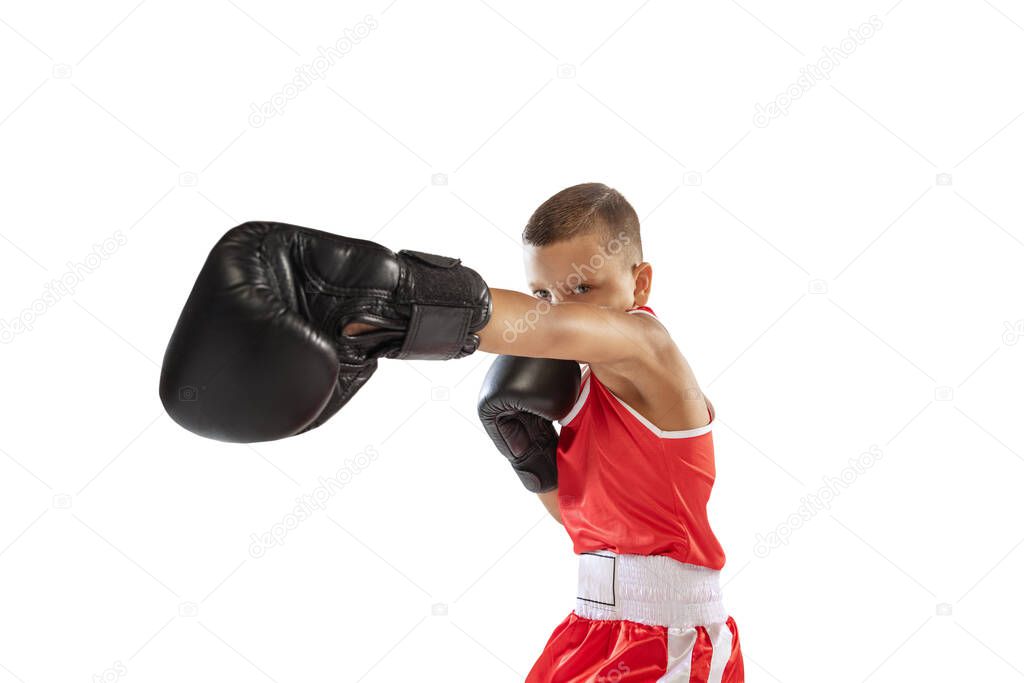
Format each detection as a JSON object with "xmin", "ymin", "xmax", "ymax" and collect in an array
[
  {"xmin": 160, "ymin": 221, "xmax": 492, "ymax": 443},
  {"xmin": 477, "ymin": 355, "xmax": 582, "ymax": 493}
]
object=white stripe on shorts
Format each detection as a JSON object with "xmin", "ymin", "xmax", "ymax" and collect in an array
[
  {"xmin": 656, "ymin": 622, "xmax": 735, "ymax": 683},
  {"xmin": 659, "ymin": 627, "xmax": 697, "ymax": 681},
  {"xmin": 707, "ymin": 620, "xmax": 734, "ymax": 683}
]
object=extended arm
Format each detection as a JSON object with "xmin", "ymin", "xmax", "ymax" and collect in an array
[{"xmin": 479, "ymin": 288, "xmax": 662, "ymax": 366}]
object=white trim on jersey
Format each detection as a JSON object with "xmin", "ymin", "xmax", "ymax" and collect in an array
[
  {"xmin": 559, "ymin": 374, "xmax": 591, "ymax": 427},
  {"xmin": 608, "ymin": 389, "xmax": 714, "ymax": 439},
  {"xmin": 558, "ymin": 370, "xmax": 713, "ymax": 438}
]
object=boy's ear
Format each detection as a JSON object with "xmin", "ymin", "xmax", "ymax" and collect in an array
[{"xmin": 632, "ymin": 262, "xmax": 653, "ymax": 307}]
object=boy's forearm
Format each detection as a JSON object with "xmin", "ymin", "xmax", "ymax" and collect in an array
[
  {"xmin": 537, "ymin": 490, "xmax": 563, "ymax": 524},
  {"xmin": 479, "ymin": 288, "xmax": 654, "ymax": 364}
]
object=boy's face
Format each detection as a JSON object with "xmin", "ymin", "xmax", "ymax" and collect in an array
[{"xmin": 523, "ymin": 232, "xmax": 650, "ymax": 310}]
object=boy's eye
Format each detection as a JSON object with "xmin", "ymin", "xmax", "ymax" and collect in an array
[
  {"xmin": 573, "ymin": 284, "xmax": 591, "ymax": 295},
  {"xmin": 533, "ymin": 290, "xmax": 552, "ymax": 300}
]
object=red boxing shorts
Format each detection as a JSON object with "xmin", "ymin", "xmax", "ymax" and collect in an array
[{"xmin": 527, "ymin": 551, "xmax": 744, "ymax": 682}]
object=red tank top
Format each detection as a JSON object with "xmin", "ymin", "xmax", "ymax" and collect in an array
[{"xmin": 556, "ymin": 308, "xmax": 726, "ymax": 569}]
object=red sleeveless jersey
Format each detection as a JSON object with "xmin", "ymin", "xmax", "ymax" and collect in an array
[{"xmin": 556, "ymin": 308, "xmax": 726, "ymax": 569}]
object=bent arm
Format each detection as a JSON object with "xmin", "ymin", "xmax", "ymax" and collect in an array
[
  {"xmin": 537, "ymin": 490, "xmax": 562, "ymax": 524},
  {"xmin": 479, "ymin": 289, "xmax": 659, "ymax": 364}
]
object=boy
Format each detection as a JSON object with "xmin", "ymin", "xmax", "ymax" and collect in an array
[{"xmin": 478, "ymin": 183, "xmax": 743, "ymax": 682}]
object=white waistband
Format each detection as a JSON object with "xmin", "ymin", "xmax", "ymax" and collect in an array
[{"xmin": 575, "ymin": 551, "xmax": 727, "ymax": 628}]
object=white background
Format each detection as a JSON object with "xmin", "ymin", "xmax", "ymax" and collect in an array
[{"xmin": 1, "ymin": 1, "xmax": 1022, "ymax": 681}]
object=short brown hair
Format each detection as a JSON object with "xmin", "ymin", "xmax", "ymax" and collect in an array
[{"xmin": 523, "ymin": 183, "xmax": 642, "ymax": 262}]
